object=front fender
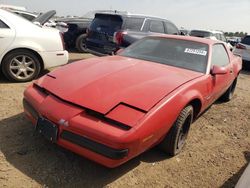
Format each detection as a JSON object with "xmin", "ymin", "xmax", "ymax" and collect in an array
[{"xmin": 125, "ymin": 76, "xmax": 208, "ymax": 153}]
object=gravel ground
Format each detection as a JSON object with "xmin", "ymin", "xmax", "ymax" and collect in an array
[{"xmin": 0, "ymin": 53, "xmax": 249, "ymax": 188}]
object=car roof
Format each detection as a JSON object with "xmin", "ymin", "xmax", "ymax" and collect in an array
[
  {"xmin": 191, "ymin": 29, "xmax": 223, "ymax": 34},
  {"xmin": 0, "ymin": 9, "xmax": 37, "ymax": 28},
  {"xmin": 9, "ymin": 9, "xmax": 38, "ymax": 16},
  {"xmin": 95, "ymin": 12, "xmax": 171, "ymax": 22},
  {"xmin": 149, "ymin": 34, "xmax": 220, "ymax": 45}
]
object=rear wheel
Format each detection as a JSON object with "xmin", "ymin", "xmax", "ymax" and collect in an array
[
  {"xmin": 76, "ymin": 34, "xmax": 88, "ymax": 53},
  {"xmin": 1, "ymin": 50, "xmax": 41, "ymax": 82},
  {"xmin": 159, "ymin": 105, "xmax": 193, "ymax": 156},
  {"xmin": 220, "ymin": 77, "xmax": 238, "ymax": 102}
]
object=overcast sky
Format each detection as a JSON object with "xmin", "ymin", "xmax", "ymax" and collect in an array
[{"xmin": 1, "ymin": 0, "xmax": 249, "ymax": 33}]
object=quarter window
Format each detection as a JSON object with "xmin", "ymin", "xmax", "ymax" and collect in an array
[
  {"xmin": 211, "ymin": 44, "xmax": 230, "ymax": 67},
  {"xmin": 0, "ymin": 20, "xmax": 9, "ymax": 28},
  {"xmin": 149, "ymin": 20, "xmax": 165, "ymax": 33},
  {"xmin": 165, "ymin": 22, "xmax": 179, "ymax": 34}
]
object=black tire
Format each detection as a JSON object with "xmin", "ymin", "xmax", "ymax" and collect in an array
[
  {"xmin": 159, "ymin": 105, "xmax": 193, "ymax": 156},
  {"xmin": 76, "ymin": 34, "xmax": 88, "ymax": 53},
  {"xmin": 220, "ymin": 77, "xmax": 238, "ymax": 102},
  {"xmin": 1, "ymin": 50, "xmax": 41, "ymax": 82}
]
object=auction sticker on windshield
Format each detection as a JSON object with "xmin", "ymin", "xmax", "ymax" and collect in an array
[{"xmin": 184, "ymin": 48, "xmax": 207, "ymax": 56}]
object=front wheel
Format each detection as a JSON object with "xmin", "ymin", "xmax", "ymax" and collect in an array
[
  {"xmin": 1, "ymin": 50, "xmax": 41, "ymax": 82},
  {"xmin": 159, "ymin": 105, "xmax": 193, "ymax": 156}
]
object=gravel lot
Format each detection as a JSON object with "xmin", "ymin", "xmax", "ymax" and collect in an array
[{"xmin": 0, "ymin": 53, "xmax": 249, "ymax": 188}]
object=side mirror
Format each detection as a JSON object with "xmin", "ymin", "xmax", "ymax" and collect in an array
[
  {"xmin": 211, "ymin": 65, "xmax": 227, "ymax": 75},
  {"xmin": 115, "ymin": 48, "xmax": 124, "ymax": 55}
]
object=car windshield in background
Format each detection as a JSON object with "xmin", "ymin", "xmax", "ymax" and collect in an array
[
  {"xmin": 90, "ymin": 14, "xmax": 122, "ymax": 35},
  {"xmin": 120, "ymin": 37, "xmax": 209, "ymax": 73},
  {"xmin": 241, "ymin": 36, "xmax": 250, "ymax": 45},
  {"xmin": 190, "ymin": 30, "xmax": 212, "ymax": 38}
]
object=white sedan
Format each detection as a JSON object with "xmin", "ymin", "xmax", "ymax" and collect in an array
[{"xmin": 0, "ymin": 9, "xmax": 68, "ymax": 82}]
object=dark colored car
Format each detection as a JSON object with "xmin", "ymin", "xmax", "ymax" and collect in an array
[
  {"xmin": 86, "ymin": 12, "xmax": 180, "ymax": 56},
  {"xmin": 56, "ymin": 10, "xmax": 118, "ymax": 53},
  {"xmin": 56, "ymin": 17, "xmax": 92, "ymax": 52}
]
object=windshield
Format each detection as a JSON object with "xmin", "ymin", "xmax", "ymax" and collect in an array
[{"xmin": 120, "ymin": 37, "xmax": 209, "ymax": 73}]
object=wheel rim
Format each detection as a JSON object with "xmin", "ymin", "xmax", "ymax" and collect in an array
[
  {"xmin": 177, "ymin": 127, "xmax": 187, "ymax": 151},
  {"xmin": 9, "ymin": 55, "xmax": 36, "ymax": 80},
  {"xmin": 176, "ymin": 115, "xmax": 192, "ymax": 152},
  {"xmin": 81, "ymin": 38, "xmax": 87, "ymax": 50}
]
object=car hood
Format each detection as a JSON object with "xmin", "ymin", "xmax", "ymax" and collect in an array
[
  {"xmin": 35, "ymin": 56, "xmax": 203, "ymax": 114},
  {"xmin": 33, "ymin": 10, "xmax": 56, "ymax": 25}
]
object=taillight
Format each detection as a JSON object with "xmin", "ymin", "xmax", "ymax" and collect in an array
[
  {"xmin": 113, "ymin": 31, "xmax": 127, "ymax": 45},
  {"xmin": 59, "ymin": 32, "xmax": 65, "ymax": 50},
  {"xmin": 236, "ymin": 43, "xmax": 246, "ymax": 50}
]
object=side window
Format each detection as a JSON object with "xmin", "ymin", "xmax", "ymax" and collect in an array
[
  {"xmin": 0, "ymin": 20, "xmax": 9, "ymax": 28},
  {"xmin": 149, "ymin": 20, "xmax": 165, "ymax": 33},
  {"xmin": 165, "ymin": 22, "xmax": 179, "ymax": 34},
  {"xmin": 211, "ymin": 44, "xmax": 230, "ymax": 67},
  {"xmin": 124, "ymin": 17, "xmax": 144, "ymax": 31}
]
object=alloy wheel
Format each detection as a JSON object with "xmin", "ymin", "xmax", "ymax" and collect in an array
[{"xmin": 9, "ymin": 55, "xmax": 36, "ymax": 80}]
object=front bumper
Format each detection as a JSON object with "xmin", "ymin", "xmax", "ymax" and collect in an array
[
  {"xmin": 61, "ymin": 130, "xmax": 128, "ymax": 159},
  {"xmin": 23, "ymin": 91, "xmax": 134, "ymax": 168}
]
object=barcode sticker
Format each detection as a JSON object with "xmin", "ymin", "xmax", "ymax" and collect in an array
[{"xmin": 184, "ymin": 48, "xmax": 207, "ymax": 56}]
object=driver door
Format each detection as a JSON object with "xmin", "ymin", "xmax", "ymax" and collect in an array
[{"xmin": 207, "ymin": 44, "xmax": 234, "ymax": 103}]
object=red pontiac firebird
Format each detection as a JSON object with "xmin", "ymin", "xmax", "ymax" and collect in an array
[{"xmin": 23, "ymin": 35, "xmax": 242, "ymax": 168}]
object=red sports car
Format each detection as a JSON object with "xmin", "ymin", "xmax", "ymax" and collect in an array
[{"xmin": 23, "ymin": 35, "xmax": 242, "ymax": 168}]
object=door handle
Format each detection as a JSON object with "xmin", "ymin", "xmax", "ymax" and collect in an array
[{"xmin": 0, "ymin": 36, "xmax": 4, "ymax": 39}]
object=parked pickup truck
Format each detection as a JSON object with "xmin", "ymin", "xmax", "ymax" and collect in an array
[{"xmin": 86, "ymin": 12, "xmax": 180, "ymax": 56}]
